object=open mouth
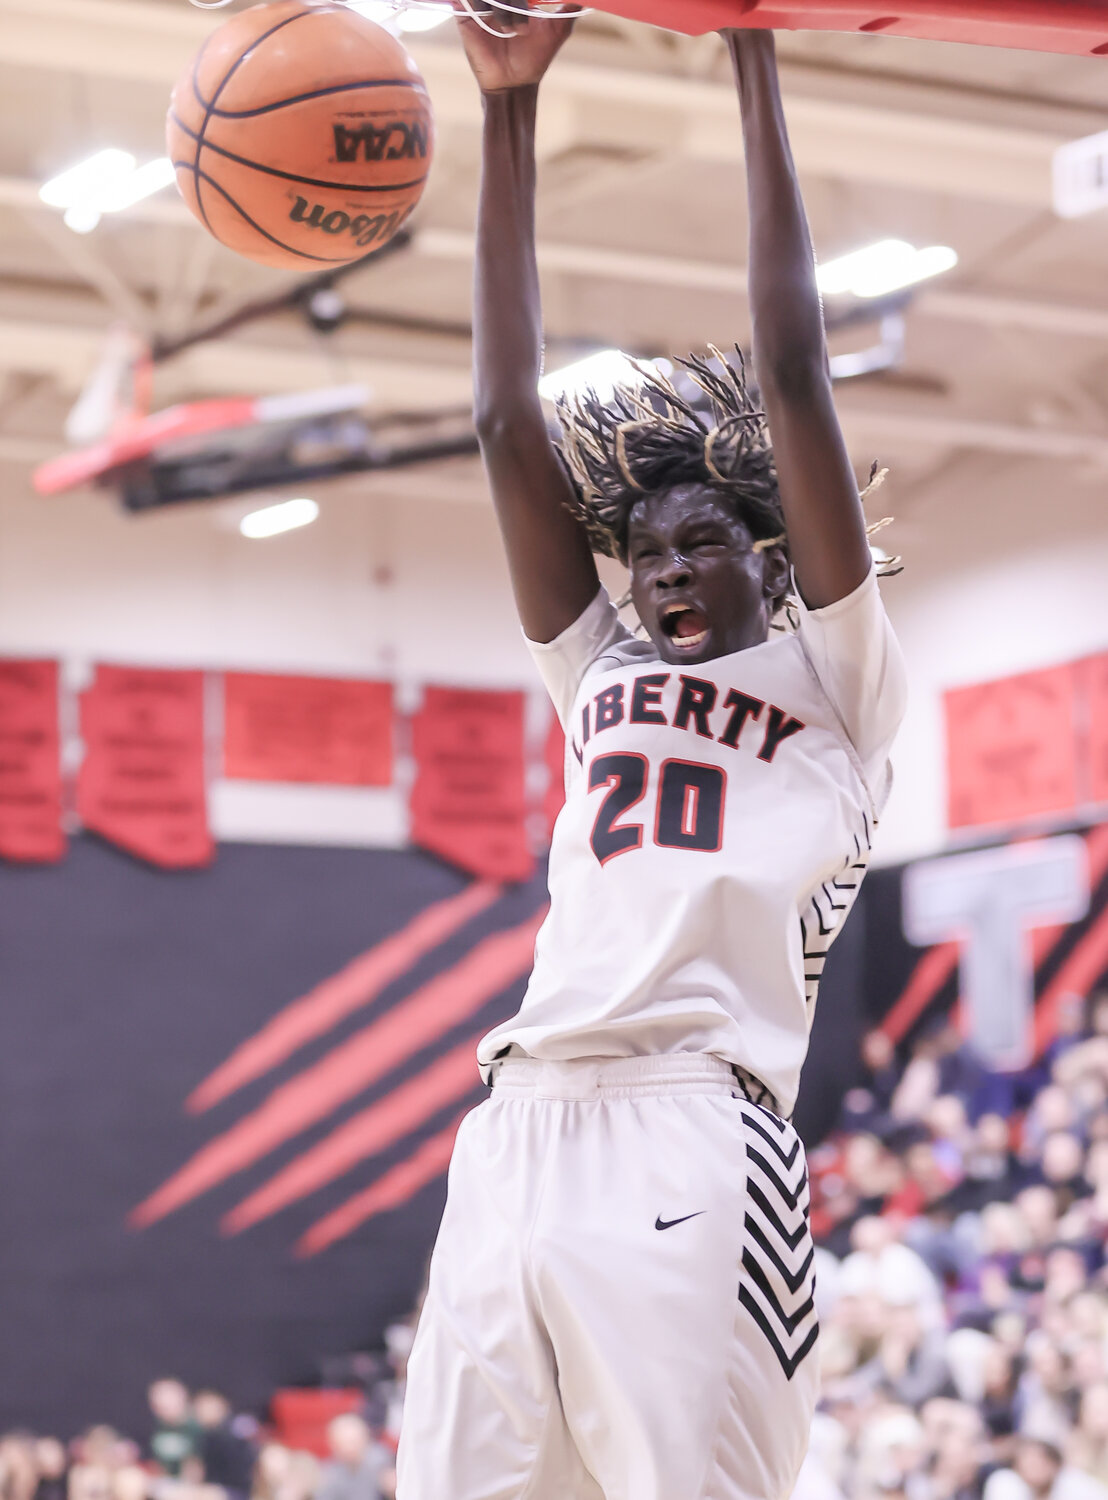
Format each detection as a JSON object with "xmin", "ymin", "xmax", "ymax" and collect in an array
[{"xmin": 659, "ymin": 603, "xmax": 709, "ymax": 651}]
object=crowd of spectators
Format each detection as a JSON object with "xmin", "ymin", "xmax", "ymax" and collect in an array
[
  {"xmin": 0, "ymin": 1352, "xmax": 409, "ymax": 1500},
  {"xmin": 800, "ymin": 991, "xmax": 1108, "ymax": 1500},
  {"xmin": 4, "ymin": 996, "xmax": 1106, "ymax": 1500}
]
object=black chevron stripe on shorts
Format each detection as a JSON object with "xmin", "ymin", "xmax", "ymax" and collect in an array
[{"xmin": 736, "ymin": 1101, "xmax": 819, "ymax": 1381}]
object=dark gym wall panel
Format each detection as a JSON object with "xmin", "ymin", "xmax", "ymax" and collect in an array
[{"xmin": 0, "ymin": 836, "xmax": 867, "ymax": 1438}]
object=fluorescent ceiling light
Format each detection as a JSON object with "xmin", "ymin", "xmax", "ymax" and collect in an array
[
  {"xmin": 40, "ymin": 150, "xmax": 178, "ymax": 233},
  {"xmin": 1053, "ymin": 130, "xmax": 1108, "ymax": 219},
  {"xmin": 40, "ymin": 149, "xmax": 134, "ymax": 210},
  {"xmin": 239, "ymin": 498, "xmax": 320, "ymax": 539},
  {"xmin": 817, "ymin": 239, "xmax": 958, "ymax": 299},
  {"xmin": 98, "ymin": 156, "xmax": 178, "ymax": 213},
  {"xmin": 346, "ymin": 0, "xmax": 452, "ymax": 32},
  {"xmin": 63, "ymin": 205, "xmax": 104, "ymax": 236},
  {"xmin": 538, "ymin": 349, "xmax": 658, "ymax": 405}
]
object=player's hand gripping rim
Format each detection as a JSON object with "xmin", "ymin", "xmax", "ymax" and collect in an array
[{"xmin": 454, "ymin": 0, "xmax": 579, "ymax": 91}]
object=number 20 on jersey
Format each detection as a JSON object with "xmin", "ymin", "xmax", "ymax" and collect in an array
[{"xmin": 589, "ymin": 755, "xmax": 725, "ymax": 864}]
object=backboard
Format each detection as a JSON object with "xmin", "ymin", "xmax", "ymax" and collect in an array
[{"xmin": 585, "ymin": 0, "xmax": 1108, "ymax": 54}]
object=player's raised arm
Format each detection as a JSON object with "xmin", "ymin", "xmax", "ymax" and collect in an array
[
  {"xmin": 724, "ymin": 29, "xmax": 872, "ymax": 611},
  {"xmin": 458, "ymin": 5, "xmax": 600, "ymax": 643}
]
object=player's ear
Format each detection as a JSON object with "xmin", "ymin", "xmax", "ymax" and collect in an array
[{"xmin": 760, "ymin": 544, "xmax": 790, "ymax": 602}]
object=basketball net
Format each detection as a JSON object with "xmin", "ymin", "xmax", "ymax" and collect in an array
[{"xmin": 187, "ymin": 0, "xmax": 587, "ymax": 32}]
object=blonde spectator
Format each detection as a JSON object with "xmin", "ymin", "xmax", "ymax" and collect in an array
[
  {"xmin": 68, "ymin": 1428, "xmax": 137, "ymax": 1500},
  {"xmin": 251, "ymin": 1445, "xmax": 316, "ymax": 1500},
  {"xmin": 839, "ymin": 1215, "xmax": 942, "ymax": 1321},
  {"xmin": 856, "ymin": 1405, "xmax": 927, "ymax": 1500},
  {"xmin": 0, "ymin": 1434, "xmax": 39, "ymax": 1500},
  {"xmin": 110, "ymin": 1468, "xmax": 147, "ymax": 1500}
]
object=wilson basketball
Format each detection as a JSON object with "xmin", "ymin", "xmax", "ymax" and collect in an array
[{"xmin": 167, "ymin": 0, "xmax": 434, "ymax": 272}]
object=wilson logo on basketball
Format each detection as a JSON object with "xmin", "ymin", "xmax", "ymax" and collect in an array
[
  {"xmin": 289, "ymin": 200, "xmax": 408, "ymax": 249},
  {"xmin": 333, "ymin": 120, "xmax": 430, "ymax": 164}
]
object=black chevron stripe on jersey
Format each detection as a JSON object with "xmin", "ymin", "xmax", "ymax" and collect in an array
[
  {"xmin": 743, "ymin": 1111, "xmax": 800, "ymax": 1170},
  {"xmin": 745, "ymin": 1214, "xmax": 815, "ymax": 1294},
  {"xmin": 821, "ymin": 881, "xmax": 850, "ymax": 913},
  {"xmin": 750, "ymin": 1103, "xmax": 789, "ymax": 1134},
  {"xmin": 745, "ymin": 1182, "xmax": 809, "ymax": 1250},
  {"xmin": 746, "ymin": 1147, "xmax": 806, "ymax": 1212},
  {"xmin": 810, "ymin": 895, "xmax": 837, "ymax": 938},
  {"xmin": 738, "ymin": 1286, "xmax": 820, "ymax": 1381},
  {"xmin": 743, "ymin": 1250, "xmax": 816, "ymax": 1333},
  {"xmin": 738, "ymin": 1102, "xmax": 818, "ymax": 1380},
  {"xmin": 799, "ymin": 808, "xmax": 873, "ymax": 1010}
]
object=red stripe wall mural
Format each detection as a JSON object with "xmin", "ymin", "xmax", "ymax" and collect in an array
[
  {"xmin": 130, "ymin": 906, "xmax": 548, "ymax": 1231},
  {"xmin": 297, "ymin": 1116, "xmax": 467, "ymax": 1259},
  {"xmin": 186, "ymin": 881, "xmax": 502, "ymax": 1112}
]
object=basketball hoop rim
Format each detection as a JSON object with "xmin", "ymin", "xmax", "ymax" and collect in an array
[{"xmin": 187, "ymin": 0, "xmax": 592, "ymax": 21}]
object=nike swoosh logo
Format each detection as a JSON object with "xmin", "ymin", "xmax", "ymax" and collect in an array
[{"xmin": 654, "ymin": 1212, "xmax": 706, "ymax": 1231}]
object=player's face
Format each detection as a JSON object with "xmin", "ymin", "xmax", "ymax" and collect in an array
[{"xmin": 627, "ymin": 486, "xmax": 785, "ymax": 665}]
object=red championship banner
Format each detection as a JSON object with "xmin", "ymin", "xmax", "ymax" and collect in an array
[
  {"xmin": 224, "ymin": 673, "xmax": 393, "ymax": 786},
  {"xmin": 79, "ymin": 666, "xmax": 212, "ymax": 868},
  {"xmin": 543, "ymin": 713, "xmax": 566, "ymax": 843},
  {"xmin": 1082, "ymin": 652, "xmax": 1108, "ymax": 806},
  {"xmin": 945, "ymin": 664, "xmax": 1079, "ymax": 830},
  {"xmin": 0, "ymin": 659, "xmax": 65, "ymax": 863},
  {"xmin": 410, "ymin": 687, "xmax": 533, "ymax": 881}
]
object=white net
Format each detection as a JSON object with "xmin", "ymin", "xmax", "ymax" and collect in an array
[{"xmin": 187, "ymin": 0, "xmax": 587, "ymax": 30}]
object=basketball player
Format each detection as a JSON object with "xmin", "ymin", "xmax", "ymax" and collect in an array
[{"xmin": 396, "ymin": 11, "xmax": 907, "ymax": 1499}]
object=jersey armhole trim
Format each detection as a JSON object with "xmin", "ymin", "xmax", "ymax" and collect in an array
[{"xmin": 795, "ymin": 634, "xmax": 885, "ymax": 824}]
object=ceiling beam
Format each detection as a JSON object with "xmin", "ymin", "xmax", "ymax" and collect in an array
[
  {"xmin": 0, "ymin": 0, "xmax": 1065, "ymax": 207},
  {"xmin": 20, "ymin": 207, "xmax": 154, "ymax": 334},
  {"xmin": 0, "ymin": 314, "xmax": 473, "ymax": 406},
  {"xmin": 4, "ymin": 184, "xmax": 1108, "ymax": 346},
  {"xmin": 418, "ymin": 227, "xmax": 1108, "ymax": 344},
  {"xmin": 837, "ymin": 406, "xmax": 1108, "ymax": 468}
]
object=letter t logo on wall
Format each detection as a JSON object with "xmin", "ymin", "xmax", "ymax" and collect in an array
[{"xmin": 902, "ymin": 836, "xmax": 1090, "ymax": 1071}]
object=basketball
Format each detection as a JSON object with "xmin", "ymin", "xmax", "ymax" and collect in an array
[{"xmin": 167, "ymin": 0, "xmax": 434, "ymax": 272}]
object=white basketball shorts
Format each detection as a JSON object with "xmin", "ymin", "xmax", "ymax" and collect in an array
[{"xmin": 396, "ymin": 1054, "xmax": 819, "ymax": 1500}]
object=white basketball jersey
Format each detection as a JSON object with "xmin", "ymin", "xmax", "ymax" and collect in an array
[{"xmin": 478, "ymin": 565, "xmax": 907, "ymax": 1116}]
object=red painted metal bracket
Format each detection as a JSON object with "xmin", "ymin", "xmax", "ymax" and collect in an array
[{"xmin": 589, "ymin": 0, "xmax": 1108, "ymax": 56}]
